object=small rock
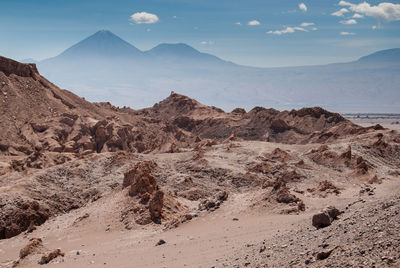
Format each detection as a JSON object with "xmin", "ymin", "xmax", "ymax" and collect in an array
[
  {"xmin": 316, "ymin": 248, "xmax": 334, "ymax": 260},
  {"xmin": 155, "ymin": 239, "xmax": 166, "ymax": 246},
  {"xmin": 39, "ymin": 249, "xmax": 65, "ymax": 265}
]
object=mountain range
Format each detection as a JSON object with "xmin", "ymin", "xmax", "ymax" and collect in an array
[{"xmin": 22, "ymin": 30, "xmax": 400, "ymax": 112}]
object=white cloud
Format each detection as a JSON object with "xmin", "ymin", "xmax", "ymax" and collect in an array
[
  {"xmin": 340, "ymin": 31, "xmax": 355, "ymax": 35},
  {"xmin": 339, "ymin": 1, "xmax": 400, "ymax": 22},
  {"xmin": 200, "ymin": 41, "xmax": 214, "ymax": 45},
  {"xmin": 353, "ymin": 13, "xmax": 364, "ymax": 18},
  {"xmin": 235, "ymin": 22, "xmax": 242, "ymax": 25},
  {"xmin": 311, "ymin": 27, "xmax": 318, "ymax": 31},
  {"xmin": 299, "ymin": 3, "xmax": 307, "ymax": 12},
  {"xmin": 248, "ymin": 20, "xmax": 260, "ymax": 26},
  {"xmin": 340, "ymin": 19, "xmax": 357, "ymax": 24},
  {"xmin": 372, "ymin": 25, "xmax": 377, "ymax": 29},
  {"xmin": 130, "ymin": 12, "xmax": 159, "ymax": 24},
  {"xmin": 172, "ymin": 16, "xmax": 177, "ymax": 19},
  {"xmin": 300, "ymin": 22, "xmax": 315, "ymax": 27},
  {"xmin": 146, "ymin": 28, "xmax": 151, "ymax": 32},
  {"xmin": 331, "ymin": 8, "xmax": 349, "ymax": 17},
  {"xmin": 267, "ymin": 26, "xmax": 307, "ymax": 35}
]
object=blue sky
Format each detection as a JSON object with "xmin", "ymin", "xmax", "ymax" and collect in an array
[{"xmin": 0, "ymin": 0, "xmax": 399, "ymax": 67}]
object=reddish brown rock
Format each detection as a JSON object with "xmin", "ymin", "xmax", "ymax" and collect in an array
[
  {"xmin": 39, "ymin": 249, "xmax": 65, "ymax": 265},
  {"xmin": 0, "ymin": 56, "xmax": 39, "ymax": 78},
  {"xmin": 354, "ymin": 156, "xmax": 369, "ymax": 175},
  {"xmin": 340, "ymin": 145, "xmax": 352, "ymax": 160},
  {"xmin": 149, "ymin": 190, "xmax": 164, "ymax": 223},
  {"xmin": 271, "ymin": 178, "xmax": 305, "ymax": 212},
  {"xmin": 312, "ymin": 212, "xmax": 332, "ymax": 229},
  {"xmin": 309, "ymin": 180, "xmax": 341, "ymax": 197},
  {"xmin": 19, "ymin": 238, "xmax": 44, "ymax": 259},
  {"xmin": 224, "ymin": 132, "xmax": 242, "ymax": 142},
  {"xmin": 0, "ymin": 199, "xmax": 49, "ymax": 239},
  {"xmin": 122, "ymin": 161, "xmax": 158, "ymax": 196},
  {"xmin": 312, "ymin": 206, "xmax": 342, "ymax": 229}
]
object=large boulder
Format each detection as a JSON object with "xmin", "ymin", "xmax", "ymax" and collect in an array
[
  {"xmin": 312, "ymin": 206, "xmax": 342, "ymax": 228},
  {"xmin": 312, "ymin": 212, "xmax": 332, "ymax": 228}
]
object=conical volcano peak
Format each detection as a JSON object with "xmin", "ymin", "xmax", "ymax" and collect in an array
[
  {"xmin": 56, "ymin": 30, "xmax": 143, "ymax": 59},
  {"xmin": 91, "ymin": 29, "xmax": 120, "ymax": 39}
]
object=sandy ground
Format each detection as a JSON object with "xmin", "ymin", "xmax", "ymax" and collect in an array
[
  {"xmin": 2, "ymin": 178, "xmax": 399, "ymax": 268},
  {"xmin": 1, "ymin": 136, "xmax": 399, "ymax": 268}
]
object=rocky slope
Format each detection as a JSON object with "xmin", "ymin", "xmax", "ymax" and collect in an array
[
  {"xmin": 1, "ymin": 56, "xmax": 372, "ymax": 176},
  {"xmin": 0, "ymin": 56, "xmax": 399, "ymax": 267}
]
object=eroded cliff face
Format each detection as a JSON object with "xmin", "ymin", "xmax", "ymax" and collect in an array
[{"xmin": 0, "ymin": 56, "xmax": 39, "ymax": 78}]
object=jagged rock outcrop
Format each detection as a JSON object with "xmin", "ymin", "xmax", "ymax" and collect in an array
[
  {"xmin": 269, "ymin": 178, "xmax": 305, "ymax": 213},
  {"xmin": 0, "ymin": 56, "xmax": 39, "ymax": 78},
  {"xmin": 122, "ymin": 161, "xmax": 166, "ymax": 224},
  {"xmin": 0, "ymin": 199, "xmax": 50, "ymax": 239},
  {"xmin": 123, "ymin": 161, "xmax": 159, "ymax": 196},
  {"xmin": 149, "ymin": 190, "xmax": 164, "ymax": 223}
]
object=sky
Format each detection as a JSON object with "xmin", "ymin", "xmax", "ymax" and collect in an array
[{"xmin": 0, "ymin": 0, "xmax": 399, "ymax": 67}]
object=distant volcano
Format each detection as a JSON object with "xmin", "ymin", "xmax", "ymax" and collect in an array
[{"xmin": 54, "ymin": 30, "xmax": 143, "ymax": 59}]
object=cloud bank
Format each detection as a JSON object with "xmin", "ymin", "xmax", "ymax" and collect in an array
[{"xmin": 339, "ymin": 1, "xmax": 400, "ymax": 22}]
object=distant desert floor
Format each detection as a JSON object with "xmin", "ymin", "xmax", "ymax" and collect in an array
[{"xmin": 347, "ymin": 115, "xmax": 400, "ymax": 131}]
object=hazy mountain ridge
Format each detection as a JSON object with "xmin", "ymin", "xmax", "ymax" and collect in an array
[
  {"xmin": 357, "ymin": 48, "xmax": 400, "ymax": 64},
  {"xmin": 25, "ymin": 30, "xmax": 400, "ymax": 113}
]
